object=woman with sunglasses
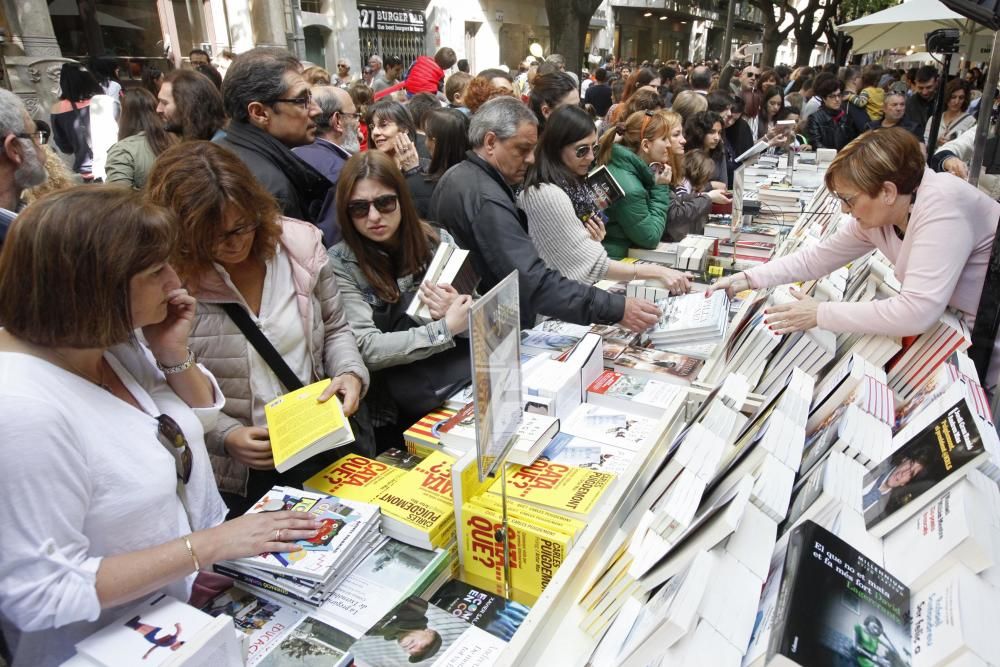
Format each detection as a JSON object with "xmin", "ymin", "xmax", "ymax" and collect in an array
[
  {"xmin": 520, "ymin": 105, "xmax": 689, "ymax": 292},
  {"xmin": 367, "ymin": 99, "xmax": 422, "ymax": 176},
  {"xmin": 145, "ymin": 142, "xmax": 370, "ymax": 514},
  {"xmin": 0, "ymin": 186, "xmax": 323, "ymax": 666},
  {"xmin": 329, "ymin": 151, "xmax": 473, "ymax": 444}
]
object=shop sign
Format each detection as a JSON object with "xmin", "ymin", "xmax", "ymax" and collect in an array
[{"xmin": 358, "ymin": 6, "xmax": 426, "ymax": 33}]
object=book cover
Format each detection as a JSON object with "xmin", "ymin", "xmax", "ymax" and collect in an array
[
  {"xmin": 487, "ymin": 457, "xmax": 616, "ymax": 518},
  {"xmin": 202, "ymin": 588, "xmax": 305, "ymax": 666},
  {"xmin": 375, "ymin": 451, "xmax": 457, "ymax": 549},
  {"xmin": 614, "ymin": 346, "xmax": 704, "ymax": 384},
  {"xmin": 587, "ymin": 369, "xmax": 684, "ymax": 418},
  {"xmin": 375, "ymin": 447, "xmax": 424, "ymax": 470},
  {"xmin": 562, "ymin": 403, "xmax": 658, "ymax": 452},
  {"xmin": 304, "ymin": 454, "xmax": 406, "ymax": 503},
  {"xmin": 767, "ymin": 521, "xmax": 911, "ymax": 667},
  {"xmin": 470, "ymin": 491, "xmax": 585, "ymax": 540},
  {"xmin": 910, "ymin": 567, "xmax": 999, "ymax": 667},
  {"xmin": 863, "ymin": 398, "xmax": 988, "ymax": 534},
  {"xmin": 349, "ymin": 596, "xmax": 506, "ymax": 667},
  {"xmin": 586, "ymin": 164, "xmax": 626, "ymax": 211},
  {"xmin": 265, "ymin": 379, "xmax": 355, "ymax": 473},
  {"xmin": 589, "ymin": 324, "xmax": 640, "ymax": 362},
  {"xmin": 430, "ymin": 580, "xmax": 531, "ymax": 642},
  {"xmin": 257, "ymin": 616, "xmax": 353, "ymax": 667},
  {"xmin": 403, "ymin": 408, "xmax": 456, "ymax": 455}
]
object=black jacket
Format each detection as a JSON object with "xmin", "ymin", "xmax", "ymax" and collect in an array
[
  {"xmin": 216, "ymin": 122, "xmax": 332, "ymax": 224},
  {"xmin": 428, "ymin": 152, "xmax": 626, "ymax": 327},
  {"xmin": 584, "ymin": 84, "xmax": 613, "ymax": 117},
  {"xmin": 807, "ymin": 106, "xmax": 850, "ymax": 151},
  {"xmin": 406, "ymin": 171, "xmax": 437, "ymax": 220},
  {"xmin": 904, "ymin": 94, "xmax": 937, "ymax": 138},
  {"xmin": 665, "ymin": 192, "xmax": 711, "ymax": 242}
]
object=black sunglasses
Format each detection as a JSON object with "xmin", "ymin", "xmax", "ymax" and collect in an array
[
  {"xmin": 157, "ymin": 414, "xmax": 192, "ymax": 484},
  {"xmin": 575, "ymin": 143, "xmax": 600, "ymax": 158},
  {"xmin": 347, "ymin": 194, "xmax": 398, "ymax": 219}
]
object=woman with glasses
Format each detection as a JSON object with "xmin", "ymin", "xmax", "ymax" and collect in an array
[
  {"xmin": 406, "ymin": 107, "xmax": 470, "ymax": 219},
  {"xmin": 926, "ymin": 79, "xmax": 975, "ymax": 148},
  {"xmin": 105, "ymin": 88, "xmax": 175, "ymax": 189},
  {"xmin": 145, "ymin": 141, "xmax": 370, "ymax": 514},
  {"xmin": 806, "ymin": 76, "xmax": 850, "ymax": 150},
  {"xmin": 367, "ymin": 99, "xmax": 422, "ymax": 176},
  {"xmin": 0, "ymin": 186, "xmax": 324, "ymax": 666},
  {"xmin": 328, "ymin": 151, "xmax": 473, "ymax": 445},
  {"xmin": 519, "ymin": 105, "xmax": 689, "ymax": 291},
  {"xmin": 709, "ymin": 128, "xmax": 1000, "ymax": 388}
]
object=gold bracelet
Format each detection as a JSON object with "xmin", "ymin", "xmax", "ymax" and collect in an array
[{"xmin": 182, "ymin": 535, "xmax": 201, "ymax": 572}]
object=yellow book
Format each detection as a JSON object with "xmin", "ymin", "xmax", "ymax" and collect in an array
[
  {"xmin": 264, "ymin": 379, "xmax": 354, "ymax": 473},
  {"xmin": 470, "ymin": 492, "xmax": 585, "ymax": 541},
  {"xmin": 461, "ymin": 500, "xmax": 571, "ymax": 599},
  {"xmin": 375, "ymin": 450, "xmax": 457, "ymax": 550},
  {"xmin": 303, "ymin": 454, "xmax": 405, "ymax": 502},
  {"xmin": 488, "ymin": 459, "xmax": 616, "ymax": 518}
]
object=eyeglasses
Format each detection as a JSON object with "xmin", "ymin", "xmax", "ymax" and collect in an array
[
  {"xmin": 157, "ymin": 414, "xmax": 192, "ymax": 484},
  {"xmin": 337, "ymin": 110, "xmax": 362, "ymax": 120},
  {"xmin": 217, "ymin": 221, "xmax": 261, "ymax": 244},
  {"xmin": 826, "ymin": 91, "xmax": 843, "ymax": 100},
  {"xmin": 833, "ymin": 190, "xmax": 860, "ymax": 209},
  {"xmin": 269, "ymin": 90, "xmax": 313, "ymax": 108},
  {"xmin": 575, "ymin": 143, "xmax": 600, "ymax": 158},
  {"xmin": 347, "ymin": 194, "xmax": 398, "ymax": 219},
  {"xmin": 13, "ymin": 129, "xmax": 49, "ymax": 145}
]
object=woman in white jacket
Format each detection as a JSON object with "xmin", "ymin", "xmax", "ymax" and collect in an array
[{"xmin": 146, "ymin": 141, "xmax": 370, "ymax": 514}]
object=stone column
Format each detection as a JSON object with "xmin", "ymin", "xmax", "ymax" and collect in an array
[
  {"xmin": 5, "ymin": 0, "xmax": 60, "ymax": 57},
  {"xmin": 223, "ymin": 0, "xmax": 255, "ymax": 53},
  {"xmin": 251, "ymin": 0, "xmax": 288, "ymax": 49}
]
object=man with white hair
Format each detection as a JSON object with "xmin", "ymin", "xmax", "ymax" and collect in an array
[
  {"xmin": 428, "ymin": 96, "xmax": 659, "ymax": 331},
  {"xmin": 0, "ymin": 88, "xmax": 49, "ymax": 245}
]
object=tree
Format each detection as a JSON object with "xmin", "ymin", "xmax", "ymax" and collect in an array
[
  {"xmin": 823, "ymin": 0, "xmax": 899, "ymax": 65},
  {"xmin": 750, "ymin": 0, "xmax": 843, "ymax": 66},
  {"xmin": 545, "ymin": 0, "xmax": 603, "ymax": 73}
]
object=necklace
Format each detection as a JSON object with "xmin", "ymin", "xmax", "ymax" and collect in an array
[{"xmin": 51, "ymin": 349, "xmax": 112, "ymax": 392}]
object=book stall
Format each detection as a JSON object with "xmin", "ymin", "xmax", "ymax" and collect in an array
[{"xmin": 62, "ymin": 151, "xmax": 1000, "ymax": 667}]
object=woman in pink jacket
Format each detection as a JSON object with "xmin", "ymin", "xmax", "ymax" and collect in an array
[
  {"xmin": 711, "ymin": 127, "xmax": 1000, "ymax": 388},
  {"xmin": 146, "ymin": 141, "xmax": 370, "ymax": 514}
]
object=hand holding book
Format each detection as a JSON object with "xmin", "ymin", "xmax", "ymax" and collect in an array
[
  {"xmin": 764, "ymin": 286, "xmax": 819, "ymax": 334},
  {"xmin": 198, "ymin": 509, "xmax": 322, "ymax": 562},
  {"xmin": 705, "ymin": 272, "xmax": 750, "ymax": 299},
  {"xmin": 319, "ymin": 372, "xmax": 363, "ymax": 416}
]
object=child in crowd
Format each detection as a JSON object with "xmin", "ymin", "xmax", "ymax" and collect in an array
[
  {"xmin": 855, "ymin": 66, "xmax": 885, "ymax": 121},
  {"xmin": 374, "ymin": 47, "xmax": 457, "ymax": 100}
]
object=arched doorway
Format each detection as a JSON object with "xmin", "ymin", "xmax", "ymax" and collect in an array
[{"xmin": 304, "ymin": 24, "xmax": 331, "ymax": 68}]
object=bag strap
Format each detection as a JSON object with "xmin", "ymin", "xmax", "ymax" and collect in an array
[{"xmin": 221, "ymin": 302, "xmax": 305, "ymax": 392}]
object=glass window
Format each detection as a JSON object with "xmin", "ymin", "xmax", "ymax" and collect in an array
[{"xmin": 50, "ymin": 0, "xmax": 165, "ymax": 59}]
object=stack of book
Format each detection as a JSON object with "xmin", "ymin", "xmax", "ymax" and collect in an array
[
  {"xmin": 675, "ymin": 235, "xmax": 718, "ymax": 272},
  {"xmin": 588, "ymin": 323, "xmax": 640, "ymax": 363},
  {"xmin": 645, "ymin": 291, "xmax": 730, "ymax": 352},
  {"xmin": 586, "ymin": 369, "xmax": 686, "ymax": 420},
  {"xmin": 703, "ymin": 294, "xmax": 782, "ymax": 387},
  {"xmin": 755, "ymin": 183, "xmax": 806, "ymax": 216},
  {"xmin": 613, "ymin": 345, "xmax": 704, "ymax": 384},
  {"xmin": 807, "ymin": 352, "xmax": 892, "ymax": 433},
  {"xmin": 627, "ymin": 241, "xmax": 678, "ymax": 265},
  {"xmin": 214, "ymin": 487, "xmax": 383, "ymax": 607},
  {"xmin": 885, "ymin": 309, "xmax": 972, "ymax": 403}
]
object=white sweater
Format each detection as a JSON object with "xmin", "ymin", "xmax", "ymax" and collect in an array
[
  {"xmin": 0, "ymin": 342, "xmax": 227, "ymax": 666},
  {"xmin": 518, "ymin": 183, "xmax": 610, "ymax": 285}
]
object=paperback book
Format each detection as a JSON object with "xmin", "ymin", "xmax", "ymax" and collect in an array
[
  {"xmin": 264, "ymin": 379, "xmax": 355, "ymax": 473},
  {"xmin": 430, "ymin": 580, "xmax": 531, "ymax": 642}
]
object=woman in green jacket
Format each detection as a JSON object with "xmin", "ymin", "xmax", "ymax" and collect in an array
[
  {"xmin": 596, "ymin": 110, "xmax": 681, "ymax": 259},
  {"xmin": 105, "ymin": 88, "xmax": 174, "ymax": 189}
]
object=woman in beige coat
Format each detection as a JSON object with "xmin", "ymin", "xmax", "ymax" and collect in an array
[{"xmin": 146, "ymin": 141, "xmax": 370, "ymax": 514}]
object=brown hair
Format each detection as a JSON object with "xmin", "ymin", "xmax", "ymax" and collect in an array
[
  {"xmin": 335, "ymin": 151, "xmax": 438, "ymax": 303},
  {"xmin": 445, "ymin": 71, "xmax": 473, "ymax": 105},
  {"xmin": 462, "ymin": 76, "xmax": 515, "ymax": 114},
  {"xmin": 303, "ymin": 66, "xmax": 331, "ymax": 86},
  {"xmin": 162, "ymin": 69, "xmax": 226, "ymax": 140},
  {"xmin": 620, "ymin": 88, "xmax": 664, "ymax": 118},
  {"xmin": 0, "ymin": 185, "xmax": 175, "ymax": 347},
  {"xmin": 597, "ymin": 109, "xmax": 681, "ymax": 187},
  {"xmin": 683, "ymin": 149, "xmax": 715, "ymax": 192},
  {"xmin": 825, "ymin": 127, "xmax": 925, "ymax": 197},
  {"xmin": 944, "ymin": 78, "xmax": 971, "ymax": 112},
  {"xmin": 144, "ymin": 141, "xmax": 283, "ymax": 288}
]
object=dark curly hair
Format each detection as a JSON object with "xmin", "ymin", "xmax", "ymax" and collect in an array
[{"xmin": 684, "ymin": 110, "xmax": 724, "ymax": 162}]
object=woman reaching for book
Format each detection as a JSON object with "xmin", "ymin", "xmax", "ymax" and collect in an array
[
  {"xmin": 328, "ymin": 150, "xmax": 474, "ymax": 448},
  {"xmin": 519, "ymin": 104, "xmax": 690, "ymax": 293},
  {"xmin": 708, "ymin": 128, "xmax": 1000, "ymax": 388},
  {"xmin": 0, "ymin": 187, "xmax": 323, "ymax": 667},
  {"xmin": 145, "ymin": 142, "xmax": 370, "ymax": 515}
]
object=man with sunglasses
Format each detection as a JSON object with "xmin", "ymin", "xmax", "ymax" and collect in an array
[
  {"xmin": 217, "ymin": 47, "xmax": 332, "ymax": 228},
  {"xmin": 428, "ymin": 96, "xmax": 660, "ymax": 333},
  {"xmin": 0, "ymin": 88, "xmax": 48, "ymax": 247},
  {"xmin": 293, "ymin": 85, "xmax": 361, "ymax": 245}
]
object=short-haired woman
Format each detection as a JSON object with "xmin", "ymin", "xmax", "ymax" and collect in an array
[
  {"xmin": 926, "ymin": 79, "xmax": 975, "ymax": 148},
  {"xmin": 520, "ymin": 105, "xmax": 689, "ymax": 291},
  {"xmin": 0, "ymin": 187, "xmax": 321, "ymax": 665},
  {"xmin": 145, "ymin": 142, "xmax": 370, "ymax": 513},
  {"xmin": 329, "ymin": 151, "xmax": 473, "ymax": 440},
  {"xmin": 367, "ymin": 99, "xmax": 422, "ymax": 175},
  {"xmin": 406, "ymin": 107, "xmax": 470, "ymax": 219},
  {"xmin": 710, "ymin": 128, "xmax": 1000, "ymax": 388},
  {"xmin": 806, "ymin": 76, "xmax": 850, "ymax": 150},
  {"xmin": 106, "ymin": 88, "xmax": 175, "ymax": 189}
]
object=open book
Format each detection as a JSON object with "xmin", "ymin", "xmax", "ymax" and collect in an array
[
  {"xmin": 264, "ymin": 379, "xmax": 355, "ymax": 473},
  {"xmin": 406, "ymin": 241, "xmax": 479, "ymax": 324}
]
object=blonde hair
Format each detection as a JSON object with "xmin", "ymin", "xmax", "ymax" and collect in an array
[
  {"xmin": 825, "ymin": 127, "xmax": 925, "ymax": 197},
  {"xmin": 671, "ymin": 90, "xmax": 708, "ymax": 123}
]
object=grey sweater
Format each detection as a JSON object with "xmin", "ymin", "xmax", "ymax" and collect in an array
[{"xmin": 518, "ymin": 183, "xmax": 610, "ymax": 285}]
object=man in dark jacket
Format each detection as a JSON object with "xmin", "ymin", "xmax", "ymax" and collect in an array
[
  {"xmin": 903, "ymin": 65, "xmax": 939, "ymax": 138},
  {"xmin": 583, "ymin": 68, "xmax": 613, "ymax": 117},
  {"xmin": 217, "ymin": 47, "xmax": 331, "ymax": 224},
  {"xmin": 293, "ymin": 85, "xmax": 359, "ymax": 245},
  {"xmin": 428, "ymin": 96, "xmax": 659, "ymax": 331}
]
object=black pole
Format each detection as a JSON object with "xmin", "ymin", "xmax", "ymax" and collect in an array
[
  {"xmin": 969, "ymin": 213, "xmax": 1000, "ymax": 388},
  {"xmin": 926, "ymin": 53, "xmax": 952, "ymax": 150}
]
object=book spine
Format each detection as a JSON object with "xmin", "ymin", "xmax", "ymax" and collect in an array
[
  {"xmin": 213, "ymin": 563, "xmax": 319, "ymax": 606},
  {"xmin": 766, "ymin": 522, "xmax": 809, "ymax": 660}
]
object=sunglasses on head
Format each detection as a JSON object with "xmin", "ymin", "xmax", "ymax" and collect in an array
[
  {"xmin": 347, "ymin": 194, "xmax": 398, "ymax": 219},
  {"xmin": 575, "ymin": 143, "xmax": 600, "ymax": 158},
  {"xmin": 157, "ymin": 414, "xmax": 192, "ymax": 484}
]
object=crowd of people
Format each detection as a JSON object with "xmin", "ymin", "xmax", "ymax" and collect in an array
[{"xmin": 0, "ymin": 42, "xmax": 997, "ymax": 667}]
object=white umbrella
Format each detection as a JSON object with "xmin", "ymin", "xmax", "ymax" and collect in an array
[{"xmin": 836, "ymin": 0, "xmax": 993, "ymax": 54}]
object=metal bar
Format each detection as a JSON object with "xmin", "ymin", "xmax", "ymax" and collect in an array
[{"xmin": 968, "ymin": 29, "xmax": 1000, "ymax": 187}]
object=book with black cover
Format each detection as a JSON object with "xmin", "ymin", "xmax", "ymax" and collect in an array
[
  {"xmin": 430, "ymin": 580, "xmax": 531, "ymax": 642},
  {"xmin": 766, "ymin": 521, "xmax": 912, "ymax": 667},
  {"xmin": 586, "ymin": 165, "xmax": 626, "ymax": 211}
]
